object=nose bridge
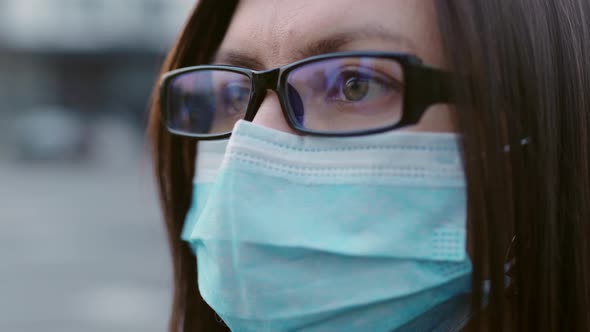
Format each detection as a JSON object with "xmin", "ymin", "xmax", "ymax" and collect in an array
[
  {"xmin": 253, "ymin": 68, "xmax": 280, "ymax": 92},
  {"xmin": 244, "ymin": 68, "xmax": 281, "ymax": 121},
  {"xmin": 247, "ymin": 68, "xmax": 297, "ymax": 134}
]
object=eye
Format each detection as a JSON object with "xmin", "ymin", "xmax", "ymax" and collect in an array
[
  {"xmin": 221, "ymin": 81, "xmax": 250, "ymax": 115},
  {"xmin": 325, "ymin": 67, "xmax": 401, "ymax": 105},
  {"xmin": 342, "ymin": 76, "xmax": 370, "ymax": 101}
]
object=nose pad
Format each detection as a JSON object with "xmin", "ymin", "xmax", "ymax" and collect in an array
[{"xmin": 251, "ymin": 90, "xmax": 298, "ymax": 134}]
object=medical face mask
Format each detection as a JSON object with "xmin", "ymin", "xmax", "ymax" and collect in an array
[{"xmin": 183, "ymin": 120, "xmax": 472, "ymax": 332}]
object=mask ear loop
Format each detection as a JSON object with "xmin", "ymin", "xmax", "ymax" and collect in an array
[{"xmin": 504, "ymin": 235, "xmax": 518, "ymax": 298}]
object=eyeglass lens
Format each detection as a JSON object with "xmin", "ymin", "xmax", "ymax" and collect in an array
[
  {"xmin": 165, "ymin": 57, "xmax": 404, "ymax": 135},
  {"xmin": 166, "ymin": 70, "xmax": 251, "ymax": 135}
]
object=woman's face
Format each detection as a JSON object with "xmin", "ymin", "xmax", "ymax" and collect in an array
[{"xmin": 214, "ymin": 0, "xmax": 455, "ymax": 133}]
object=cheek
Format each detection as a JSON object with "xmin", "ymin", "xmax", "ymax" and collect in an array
[{"xmin": 404, "ymin": 104, "xmax": 457, "ymax": 133}]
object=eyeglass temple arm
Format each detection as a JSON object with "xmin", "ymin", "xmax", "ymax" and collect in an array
[
  {"xmin": 415, "ymin": 65, "xmax": 455, "ymax": 104},
  {"xmin": 401, "ymin": 64, "xmax": 456, "ymax": 126}
]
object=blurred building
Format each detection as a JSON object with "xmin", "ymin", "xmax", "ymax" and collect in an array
[
  {"xmin": 0, "ymin": 0, "xmax": 195, "ymax": 124},
  {"xmin": 0, "ymin": 3, "xmax": 191, "ymax": 331}
]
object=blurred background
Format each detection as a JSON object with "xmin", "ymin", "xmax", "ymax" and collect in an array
[{"xmin": 0, "ymin": 0, "xmax": 196, "ymax": 331}]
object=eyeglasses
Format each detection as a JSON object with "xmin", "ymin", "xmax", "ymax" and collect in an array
[{"xmin": 159, "ymin": 51, "xmax": 454, "ymax": 139}]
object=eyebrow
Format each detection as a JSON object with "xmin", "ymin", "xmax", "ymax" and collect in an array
[
  {"xmin": 297, "ymin": 25, "xmax": 418, "ymax": 59},
  {"xmin": 213, "ymin": 25, "xmax": 418, "ymax": 70},
  {"xmin": 213, "ymin": 51, "xmax": 265, "ymax": 70}
]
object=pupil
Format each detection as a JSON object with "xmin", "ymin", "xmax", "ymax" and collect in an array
[{"xmin": 343, "ymin": 77, "xmax": 369, "ymax": 101}]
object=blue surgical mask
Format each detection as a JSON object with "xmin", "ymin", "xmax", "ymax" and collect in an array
[{"xmin": 183, "ymin": 120, "xmax": 472, "ymax": 332}]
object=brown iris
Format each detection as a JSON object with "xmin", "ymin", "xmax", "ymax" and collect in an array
[{"xmin": 342, "ymin": 77, "xmax": 369, "ymax": 101}]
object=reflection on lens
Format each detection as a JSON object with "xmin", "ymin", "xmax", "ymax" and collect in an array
[
  {"xmin": 286, "ymin": 57, "xmax": 404, "ymax": 133},
  {"xmin": 166, "ymin": 70, "xmax": 251, "ymax": 135}
]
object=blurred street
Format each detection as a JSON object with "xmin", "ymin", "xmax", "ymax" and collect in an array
[
  {"xmin": 0, "ymin": 119, "xmax": 172, "ymax": 332},
  {"xmin": 0, "ymin": 1, "xmax": 195, "ymax": 330}
]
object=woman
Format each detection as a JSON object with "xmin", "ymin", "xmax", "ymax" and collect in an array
[{"xmin": 148, "ymin": 1, "xmax": 590, "ymax": 331}]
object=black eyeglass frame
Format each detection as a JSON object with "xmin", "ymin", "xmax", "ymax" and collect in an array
[{"xmin": 159, "ymin": 51, "xmax": 455, "ymax": 140}]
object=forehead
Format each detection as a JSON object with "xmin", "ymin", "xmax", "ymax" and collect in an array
[{"xmin": 216, "ymin": 0, "xmax": 444, "ymax": 69}]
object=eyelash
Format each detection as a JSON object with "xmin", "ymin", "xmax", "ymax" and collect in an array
[{"xmin": 324, "ymin": 66, "xmax": 401, "ymax": 96}]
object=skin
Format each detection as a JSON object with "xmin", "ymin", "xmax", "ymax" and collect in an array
[{"xmin": 213, "ymin": 0, "xmax": 456, "ymax": 133}]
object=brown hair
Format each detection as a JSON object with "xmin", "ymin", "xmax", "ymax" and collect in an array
[{"xmin": 148, "ymin": 1, "xmax": 590, "ymax": 331}]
